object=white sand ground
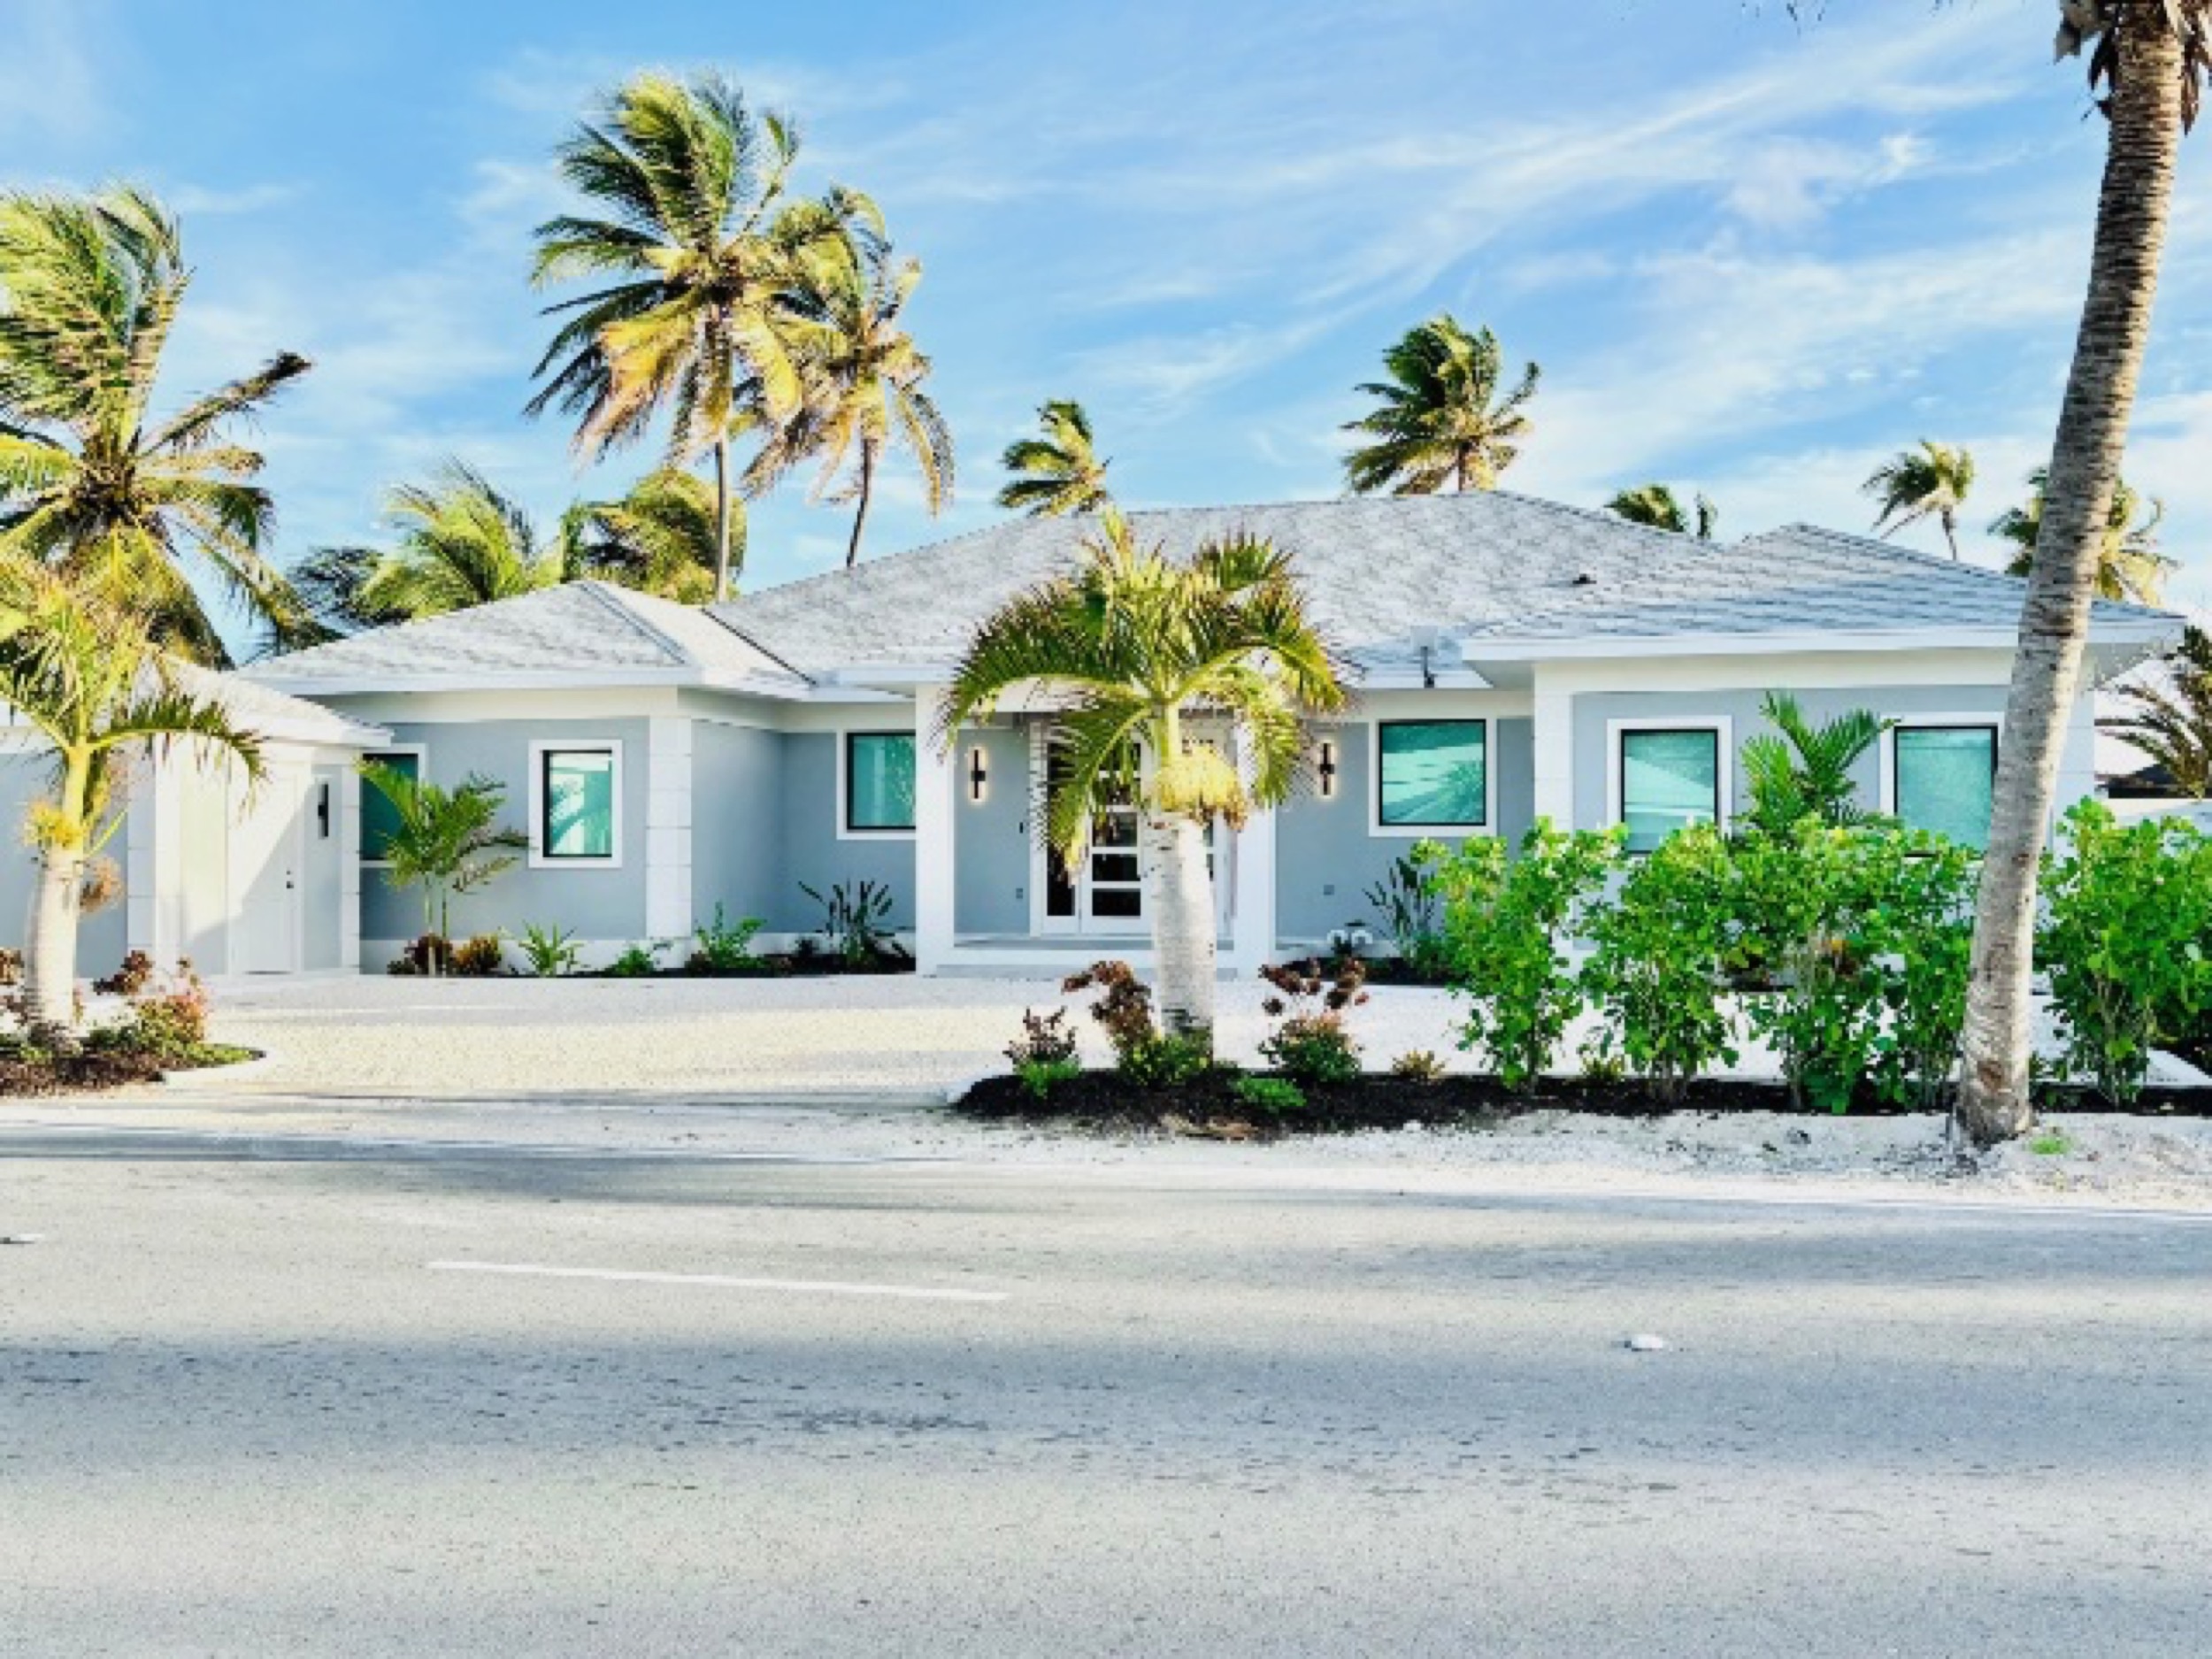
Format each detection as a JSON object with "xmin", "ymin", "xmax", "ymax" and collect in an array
[{"xmin": 36, "ymin": 972, "xmax": 2195, "ymax": 1212}]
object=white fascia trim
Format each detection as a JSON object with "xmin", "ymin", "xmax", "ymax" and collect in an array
[
  {"xmin": 242, "ymin": 667, "xmax": 814, "ymax": 702},
  {"xmin": 1366, "ymin": 715, "xmax": 1498, "ymax": 839},
  {"xmin": 1465, "ymin": 621, "xmax": 2180, "ymax": 664},
  {"xmin": 1348, "ymin": 669, "xmax": 1495, "ymax": 692},
  {"xmin": 526, "ymin": 737, "xmax": 626, "ymax": 870},
  {"xmin": 1605, "ymin": 715, "xmax": 1736, "ymax": 844},
  {"xmin": 821, "ymin": 662, "xmax": 956, "ymax": 689},
  {"xmin": 1877, "ymin": 713, "xmax": 2003, "ymax": 818}
]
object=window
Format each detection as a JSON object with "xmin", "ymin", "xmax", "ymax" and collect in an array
[
  {"xmin": 534, "ymin": 744, "xmax": 620, "ymax": 864},
  {"xmin": 1618, "ymin": 726, "xmax": 1723, "ymax": 853},
  {"xmin": 1376, "ymin": 719, "xmax": 1487, "ymax": 831},
  {"xmin": 1893, "ymin": 725, "xmax": 1997, "ymax": 849},
  {"xmin": 360, "ymin": 750, "xmax": 419, "ymax": 863},
  {"xmin": 846, "ymin": 732, "xmax": 917, "ymax": 833}
]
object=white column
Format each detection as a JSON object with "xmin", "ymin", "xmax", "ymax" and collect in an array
[
  {"xmin": 1229, "ymin": 803, "xmax": 1278, "ymax": 973},
  {"xmin": 339, "ymin": 764, "xmax": 363, "ymax": 971},
  {"xmin": 124, "ymin": 749, "xmax": 172, "ymax": 960},
  {"xmin": 644, "ymin": 717, "xmax": 694, "ymax": 941},
  {"xmin": 913, "ymin": 687, "xmax": 957, "ymax": 973},
  {"xmin": 1532, "ymin": 672, "xmax": 1576, "ymax": 830}
]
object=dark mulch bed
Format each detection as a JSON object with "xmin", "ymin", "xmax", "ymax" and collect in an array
[
  {"xmin": 0, "ymin": 1043, "xmax": 254, "ymax": 1099},
  {"xmin": 956, "ymin": 1070, "xmax": 2212, "ymax": 1136},
  {"xmin": 602, "ymin": 952, "xmax": 916, "ymax": 981}
]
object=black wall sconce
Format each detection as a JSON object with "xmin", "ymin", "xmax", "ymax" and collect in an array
[
  {"xmin": 969, "ymin": 748, "xmax": 988, "ymax": 801},
  {"xmin": 316, "ymin": 780, "xmax": 332, "ymax": 839},
  {"xmin": 1317, "ymin": 740, "xmax": 1338, "ymax": 799}
]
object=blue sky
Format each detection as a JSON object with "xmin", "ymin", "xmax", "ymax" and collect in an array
[{"xmin": 4, "ymin": 0, "xmax": 2208, "ymax": 631}]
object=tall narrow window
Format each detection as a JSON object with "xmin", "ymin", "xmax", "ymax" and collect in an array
[
  {"xmin": 541, "ymin": 749, "xmax": 617, "ymax": 860},
  {"xmin": 361, "ymin": 751, "xmax": 419, "ymax": 863},
  {"xmin": 847, "ymin": 733, "xmax": 917, "ymax": 832},
  {"xmin": 1619, "ymin": 727, "xmax": 1721, "ymax": 853},
  {"xmin": 1893, "ymin": 726, "xmax": 1997, "ymax": 849},
  {"xmin": 1377, "ymin": 720, "xmax": 1487, "ymax": 829}
]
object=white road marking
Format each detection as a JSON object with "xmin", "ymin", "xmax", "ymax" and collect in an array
[{"xmin": 426, "ymin": 1260, "xmax": 1010, "ymax": 1303}]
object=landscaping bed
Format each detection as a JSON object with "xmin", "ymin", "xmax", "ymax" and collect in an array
[
  {"xmin": 0, "ymin": 1042, "xmax": 256, "ymax": 1098},
  {"xmin": 955, "ymin": 1071, "xmax": 2212, "ymax": 1137}
]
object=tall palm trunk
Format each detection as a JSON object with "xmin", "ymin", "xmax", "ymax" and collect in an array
[
  {"xmin": 23, "ymin": 755, "xmax": 90, "ymax": 1045},
  {"xmin": 712, "ymin": 436, "xmax": 734, "ymax": 603},
  {"xmin": 1957, "ymin": 19, "xmax": 2185, "ymax": 1145},
  {"xmin": 1143, "ymin": 811, "xmax": 1216, "ymax": 1038},
  {"xmin": 1941, "ymin": 511, "xmax": 1962, "ymax": 561},
  {"xmin": 846, "ymin": 440, "xmax": 878, "ymax": 569}
]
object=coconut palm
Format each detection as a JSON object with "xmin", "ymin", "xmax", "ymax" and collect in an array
[
  {"xmin": 1605, "ymin": 483, "xmax": 1718, "ymax": 540},
  {"xmin": 1989, "ymin": 467, "xmax": 2172, "ymax": 604},
  {"xmin": 0, "ymin": 188, "xmax": 313, "ymax": 664},
  {"xmin": 527, "ymin": 71, "xmax": 876, "ymax": 602},
  {"xmin": 1863, "ymin": 440, "xmax": 1977, "ymax": 560},
  {"xmin": 1343, "ymin": 315, "xmax": 1539, "ymax": 495},
  {"xmin": 0, "ymin": 559, "xmax": 264, "ymax": 1041},
  {"xmin": 329, "ymin": 464, "xmax": 568, "ymax": 626},
  {"xmin": 753, "ymin": 236, "xmax": 952, "ymax": 567},
  {"xmin": 996, "ymin": 399, "xmax": 1111, "ymax": 517},
  {"xmin": 1740, "ymin": 693, "xmax": 1893, "ymax": 836},
  {"xmin": 942, "ymin": 512, "xmax": 1347, "ymax": 1043},
  {"xmin": 2101, "ymin": 624, "xmax": 2212, "ymax": 799},
  {"xmin": 567, "ymin": 467, "xmax": 727, "ymax": 603},
  {"xmin": 1956, "ymin": 3, "xmax": 2212, "ymax": 1146}
]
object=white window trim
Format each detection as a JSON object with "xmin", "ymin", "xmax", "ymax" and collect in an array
[
  {"xmin": 1367, "ymin": 716, "xmax": 1497, "ymax": 838},
  {"xmin": 838, "ymin": 727, "xmax": 918, "ymax": 841},
  {"xmin": 528, "ymin": 738, "xmax": 625, "ymax": 870},
  {"xmin": 1879, "ymin": 715, "xmax": 2003, "ymax": 823},
  {"xmin": 1606, "ymin": 716, "xmax": 1735, "ymax": 849},
  {"xmin": 359, "ymin": 742, "xmax": 427, "ymax": 869}
]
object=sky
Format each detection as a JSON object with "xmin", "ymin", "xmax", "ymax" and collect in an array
[{"xmin": 4, "ymin": 0, "xmax": 2209, "ymax": 640}]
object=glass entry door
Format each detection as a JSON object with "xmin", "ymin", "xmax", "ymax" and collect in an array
[{"xmin": 1039, "ymin": 732, "xmax": 1146, "ymax": 933}]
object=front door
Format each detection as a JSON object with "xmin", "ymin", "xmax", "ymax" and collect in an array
[
  {"xmin": 1031, "ymin": 724, "xmax": 1236, "ymax": 938},
  {"xmin": 232, "ymin": 762, "xmax": 304, "ymax": 974}
]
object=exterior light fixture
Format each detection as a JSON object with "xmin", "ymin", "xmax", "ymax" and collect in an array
[
  {"xmin": 1411, "ymin": 625, "xmax": 1443, "ymax": 690},
  {"xmin": 1317, "ymin": 740, "xmax": 1338, "ymax": 798},
  {"xmin": 969, "ymin": 748, "xmax": 988, "ymax": 801}
]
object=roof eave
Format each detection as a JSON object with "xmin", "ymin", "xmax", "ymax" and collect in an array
[{"xmin": 1462, "ymin": 618, "xmax": 2183, "ymax": 664}]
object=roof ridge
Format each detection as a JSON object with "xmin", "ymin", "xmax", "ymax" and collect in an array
[
  {"xmin": 698, "ymin": 608, "xmax": 815, "ymax": 684},
  {"xmin": 572, "ymin": 580, "xmax": 691, "ymax": 666},
  {"xmin": 1749, "ymin": 523, "xmax": 2184, "ymax": 621}
]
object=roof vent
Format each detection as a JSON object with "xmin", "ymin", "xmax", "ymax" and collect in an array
[{"xmin": 1572, "ymin": 571, "xmax": 1598, "ymax": 587}]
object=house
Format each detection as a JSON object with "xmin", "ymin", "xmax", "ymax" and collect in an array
[
  {"xmin": 0, "ymin": 670, "xmax": 388, "ymax": 981},
  {"xmin": 199, "ymin": 492, "xmax": 2173, "ymax": 979}
]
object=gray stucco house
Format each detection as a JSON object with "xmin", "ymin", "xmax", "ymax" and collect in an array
[{"xmin": 186, "ymin": 490, "xmax": 2174, "ymax": 977}]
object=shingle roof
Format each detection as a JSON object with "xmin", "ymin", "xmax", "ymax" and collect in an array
[
  {"xmin": 1459, "ymin": 521, "xmax": 2177, "ymax": 649},
  {"xmin": 166, "ymin": 664, "xmax": 389, "ymax": 747},
  {"xmin": 243, "ymin": 581, "xmax": 808, "ymax": 692}
]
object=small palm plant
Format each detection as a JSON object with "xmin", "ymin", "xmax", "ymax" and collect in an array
[
  {"xmin": 1863, "ymin": 440, "xmax": 1976, "ymax": 560},
  {"xmin": 943, "ymin": 512, "xmax": 1348, "ymax": 1043},
  {"xmin": 0, "ymin": 562, "xmax": 265, "ymax": 1041},
  {"xmin": 1605, "ymin": 483, "xmax": 1718, "ymax": 540},
  {"xmin": 2101, "ymin": 624, "xmax": 2212, "ymax": 799},
  {"xmin": 996, "ymin": 399, "xmax": 1111, "ymax": 517},
  {"xmin": 1740, "ymin": 692, "xmax": 1893, "ymax": 836},
  {"xmin": 1343, "ymin": 314, "xmax": 1538, "ymax": 495},
  {"xmin": 358, "ymin": 762, "xmax": 527, "ymax": 972}
]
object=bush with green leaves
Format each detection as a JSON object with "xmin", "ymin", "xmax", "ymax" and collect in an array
[
  {"xmin": 1256, "ymin": 956, "xmax": 1367, "ymax": 1084},
  {"xmin": 1868, "ymin": 833, "xmax": 1978, "ymax": 1110},
  {"xmin": 1363, "ymin": 855, "xmax": 1448, "ymax": 979},
  {"xmin": 1579, "ymin": 824, "xmax": 1740, "ymax": 1104},
  {"xmin": 801, "ymin": 879, "xmax": 899, "ymax": 966},
  {"xmin": 517, "ymin": 923, "xmax": 583, "ymax": 979},
  {"xmin": 1388, "ymin": 1049, "xmax": 1446, "ymax": 1083},
  {"xmin": 2039, "ymin": 802, "xmax": 2212, "ymax": 1105},
  {"xmin": 605, "ymin": 940, "xmax": 668, "ymax": 979},
  {"xmin": 1232, "ymin": 1074, "xmax": 1306, "ymax": 1117},
  {"xmin": 686, "ymin": 906, "xmax": 765, "ymax": 975},
  {"xmin": 1425, "ymin": 821, "xmax": 1620, "ymax": 1091},
  {"xmin": 1062, "ymin": 960, "xmax": 1213, "ymax": 1088}
]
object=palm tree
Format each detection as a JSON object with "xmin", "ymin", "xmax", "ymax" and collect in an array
[
  {"xmin": 1863, "ymin": 440, "xmax": 1977, "ymax": 559},
  {"xmin": 997, "ymin": 400, "xmax": 1111, "ymax": 517},
  {"xmin": 528, "ymin": 71, "xmax": 875, "ymax": 602},
  {"xmin": 0, "ymin": 188, "xmax": 313, "ymax": 664},
  {"xmin": 2101, "ymin": 624, "xmax": 2212, "ymax": 798},
  {"xmin": 1957, "ymin": 4, "xmax": 2210, "ymax": 1146},
  {"xmin": 757, "ymin": 236, "xmax": 953, "ymax": 567},
  {"xmin": 1989, "ymin": 467, "xmax": 2173, "ymax": 604},
  {"xmin": 358, "ymin": 761, "xmax": 527, "ymax": 969},
  {"xmin": 331, "ymin": 464, "xmax": 568, "ymax": 625},
  {"xmin": 1343, "ymin": 315, "xmax": 1539, "ymax": 495},
  {"xmin": 0, "ymin": 560, "xmax": 264, "ymax": 1041},
  {"xmin": 1740, "ymin": 693, "xmax": 1893, "ymax": 836},
  {"xmin": 567, "ymin": 467, "xmax": 727, "ymax": 603},
  {"xmin": 941, "ymin": 512, "xmax": 1348, "ymax": 1043},
  {"xmin": 1605, "ymin": 484, "xmax": 1718, "ymax": 540}
]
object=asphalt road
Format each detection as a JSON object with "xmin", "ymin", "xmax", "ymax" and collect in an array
[{"xmin": 3, "ymin": 1129, "xmax": 2208, "ymax": 1656}]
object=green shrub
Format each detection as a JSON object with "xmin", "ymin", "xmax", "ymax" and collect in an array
[
  {"xmin": 2039, "ymin": 802, "xmax": 2212, "ymax": 1105},
  {"xmin": 1257, "ymin": 956, "xmax": 1366, "ymax": 1084},
  {"xmin": 1870, "ymin": 834, "xmax": 1978, "ymax": 1110},
  {"xmin": 801, "ymin": 879, "xmax": 899, "ymax": 966},
  {"xmin": 1062, "ymin": 960, "xmax": 1212, "ymax": 1087},
  {"xmin": 1016, "ymin": 1057, "xmax": 1084, "ymax": 1101},
  {"xmin": 1364, "ymin": 855, "xmax": 1448, "ymax": 979},
  {"xmin": 1232, "ymin": 1075, "xmax": 1306, "ymax": 1117},
  {"xmin": 1005, "ymin": 1007, "xmax": 1079, "ymax": 1068},
  {"xmin": 85, "ymin": 960, "xmax": 211, "ymax": 1062},
  {"xmin": 1388, "ymin": 1049, "xmax": 1446, "ymax": 1083},
  {"xmin": 517, "ymin": 923, "xmax": 583, "ymax": 979},
  {"xmin": 1581, "ymin": 824, "xmax": 1740, "ymax": 1104},
  {"xmin": 1425, "ymin": 821, "xmax": 1621, "ymax": 1091},
  {"xmin": 1118, "ymin": 1030, "xmax": 1213, "ymax": 1090},
  {"xmin": 687, "ymin": 906, "xmax": 765, "ymax": 975},
  {"xmin": 605, "ymin": 941, "xmax": 668, "ymax": 978}
]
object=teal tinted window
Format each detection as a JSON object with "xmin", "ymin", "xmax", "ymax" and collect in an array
[
  {"xmin": 1378, "ymin": 721, "xmax": 1487, "ymax": 826},
  {"xmin": 361, "ymin": 752, "xmax": 418, "ymax": 861},
  {"xmin": 848, "ymin": 733, "xmax": 917, "ymax": 831},
  {"xmin": 1894, "ymin": 726, "xmax": 1997, "ymax": 849},
  {"xmin": 541, "ymin": 749, "xmax": 616, "ymax": 859},
  {"xmin": 1621, "ymin": 728, "xmax": 1720, "ymax": 853}
]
